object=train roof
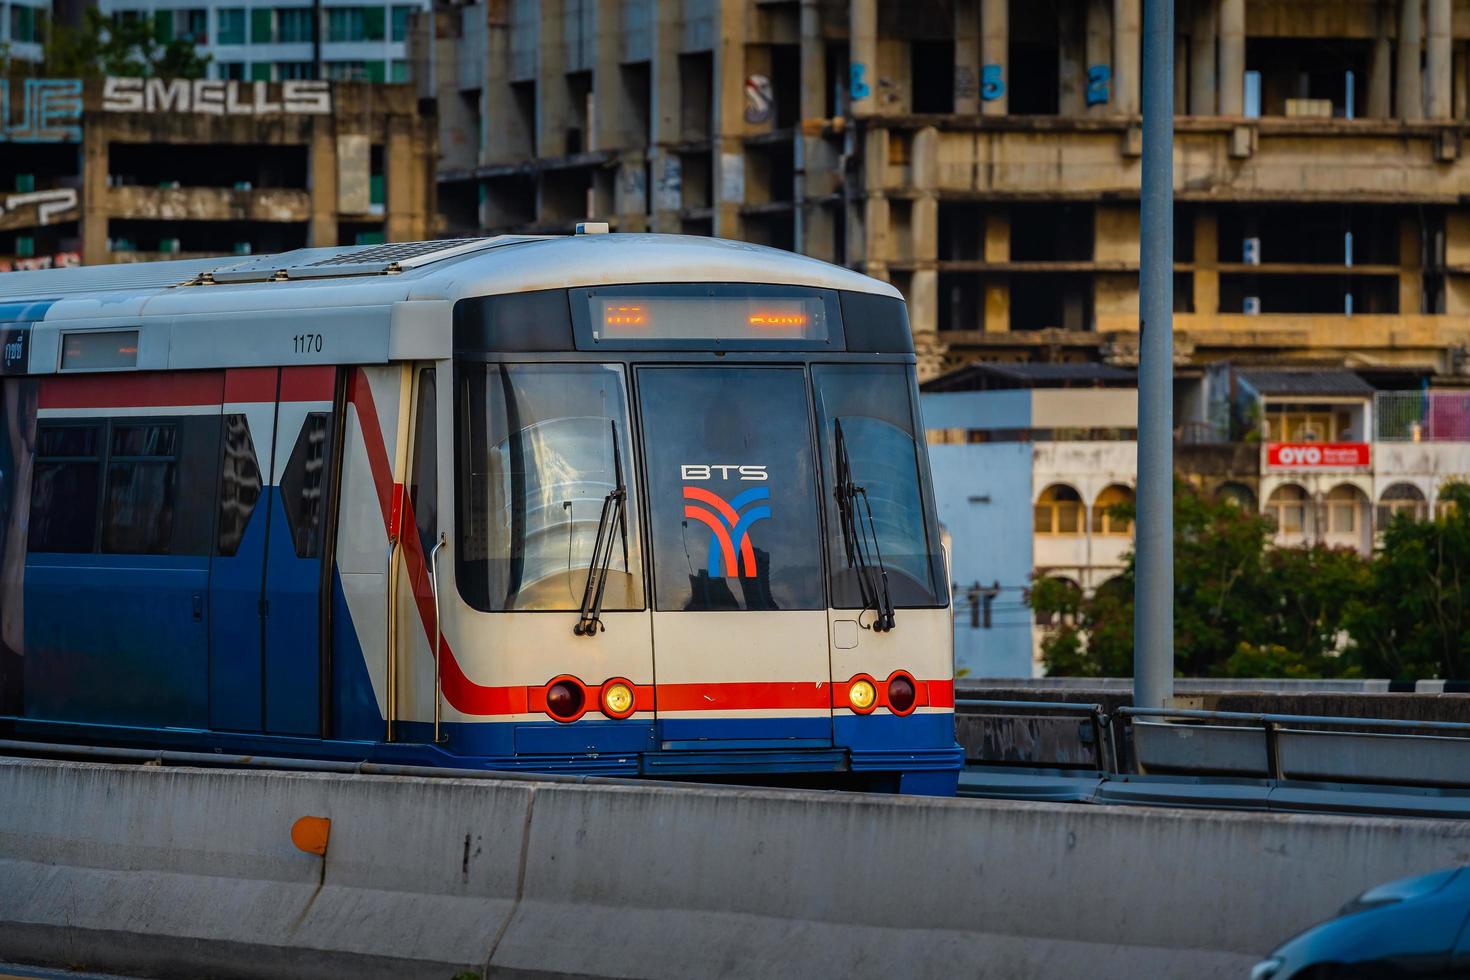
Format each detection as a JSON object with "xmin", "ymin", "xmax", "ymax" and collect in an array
[{"xmin": 0, "ymin": 234, "xmax": 902, "ymax": 374}]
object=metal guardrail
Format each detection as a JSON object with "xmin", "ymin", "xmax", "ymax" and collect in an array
[{"xmin": 957, "ymin": 700, "xmax": 1470, "ymax": 816}]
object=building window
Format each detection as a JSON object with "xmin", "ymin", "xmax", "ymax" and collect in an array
[
  {"xmin": 217, "ymin": 61, "xmax": 246, "ymax": 80},
  {"xmin": 277, "ymin": 61, "xmax": 315, "ymax": 79},
  {"xmin": 1266, "ymin": 484, "xmax": 1311, "ymax": 536},
  {"xmin": 390, "ymin": 59, "xmax": 410, "ymax": 82},
  {"xmin": 278, "ymin": 7, "xmax": 314, "ymax": 42},
  {"xmin": 1091, "ymin": 484, "xmax": 1134, "ymax": 535},
  {"xmin": 390, "ymin": 3, "xmax": 413, "ymax": 41},
  {"xmin": 250, "ymin": 7, "xmax": 272, "ymax": 43},
  {"xmin": 1326, "ymin": 484, "xmax": 1363, "ymax": 535},
  {"xmin": 9, "ymin": 2, "xmax": 39, "ymax": 43},
  {"xmin": 1263, "ymin": 405, "xmax": 1353, "ymax": 443},
  {"xmin": 1376, "ymin": 483, "xmax": 1427, "ymax": 527},
  {"xmin": 1034, "ymin": 484, "xmax": 1083, "ymax": 535},
  {"xmin": 217, "ymin": 7, "xmax": 246, "ymax": 44},
  {"xmin": 327, "ymin": 6, "xmax": 384, "ymax": 43}
]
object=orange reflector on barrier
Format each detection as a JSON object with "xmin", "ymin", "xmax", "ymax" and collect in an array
[{"xmin": 291, "ymin": 815, "xmax": 331, "ymax": 856}]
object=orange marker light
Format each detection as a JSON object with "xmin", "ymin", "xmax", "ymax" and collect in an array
[{"xmin": 291, "ymin": 815, "xmax": 331, "ymax": 856}]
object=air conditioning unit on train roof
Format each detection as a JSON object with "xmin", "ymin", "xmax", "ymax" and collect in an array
[{"xmin": 199, "ymin": 236, "xmax": 545, "ymax": 285}]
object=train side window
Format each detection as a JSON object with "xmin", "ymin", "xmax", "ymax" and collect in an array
[
  {"xmin": 409, "ymin": 368, "xmax": 437, "ymax": 558},
  {"xmin": 279, "ymin": 412, "xmax": 332, "ymax": 559},
  {"xmin": 217, "ymin": 413, "xmax": 262, "ymax": 557},
  {"xmin": 29, "ymin": 422, "xmax": 102, "ymax": 553},
  {"xmin": 101, "ymin": 422, "xmax": 179, "ymax": 554}
]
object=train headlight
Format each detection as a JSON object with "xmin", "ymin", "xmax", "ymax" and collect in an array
[
  {"xmin": 848, "ymin": 678, "xmax": 877, "ymax": 712},
  {"xmin": 545, "ymin": 678, "xmax": 586, "ymax": 722},
  {"xmin": 887, "ymin": 672, "xmax": 917, "ymax": 715},
  {"xmin": 601, "ymin": 680, "xmax": 635, "ymax": 719}
]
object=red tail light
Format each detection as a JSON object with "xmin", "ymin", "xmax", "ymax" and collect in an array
[
  {"xmin": 546, "ymin": 680, "xmax": 585, "ymax": 721},
  {"xmin": 887, "ymin": 673, "xmax": 917, "ymax": 715}
]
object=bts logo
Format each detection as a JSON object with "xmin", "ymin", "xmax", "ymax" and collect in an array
[
  {"xmin": 682, "ymin": 486, "xmax": 771, "ymax": 578},
  {"xmin": 680, "ymin": 464, "xmax": 768, "ymax": 482}
]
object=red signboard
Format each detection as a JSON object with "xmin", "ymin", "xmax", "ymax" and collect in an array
[{"xmin": 1266, "ymin": 443, "xmax": 1371, "ymax": 468}]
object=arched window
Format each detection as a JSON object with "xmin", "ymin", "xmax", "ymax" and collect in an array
[
  {"xmin": 1376, "ymin": 483, "xmax": 1427, "ymax": 526},
  {"xmin": 1091, "ymin": 484, "xmax": 1134, "ymax": 535},
  {"xmin": 1265, "ymin": 484, "xmax": 1310, "ymax": 536},
  {"xmin": 1216, "ymin": 481, "xmax": 1256, "ymax": 510},
  {"xmin": 1033, "ymin": 576, "xmax": 1081, "ymax": 627},
  {"xmin": 1325, "ymin": 484, "xmax": 1368, "ymax": 536},
  {"xmin": 1034, "ymin": 484, "xmax": 1083, "ymax": 535}
]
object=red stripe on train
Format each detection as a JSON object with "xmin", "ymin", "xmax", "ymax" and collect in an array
[{"xmin": 40, "ymin": 371, "xmax": 223, "ymax": 409}]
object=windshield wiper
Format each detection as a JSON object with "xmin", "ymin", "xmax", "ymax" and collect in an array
[
  {"xmin": 833, "ymin": 419, "xmax": 895, "ymax": 632},
  {"xmin": 575, "ymin": 419, "xmax": 629, "ymax": 637}
]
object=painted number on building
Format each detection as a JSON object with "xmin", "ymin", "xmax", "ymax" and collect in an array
[{"xmin": 1267, "ymin": 443, "xmax": 1371, "ymax": 468}]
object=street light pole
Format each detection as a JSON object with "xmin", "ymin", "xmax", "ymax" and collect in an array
[{"xmin": 1135, "ymin": 0, "xmax": 1175, "ymax": 710}]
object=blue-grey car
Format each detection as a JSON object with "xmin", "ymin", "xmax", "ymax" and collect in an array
[{"xmin": 1253, "ymin": 867, "xmax": 1470, "ymax": 979}]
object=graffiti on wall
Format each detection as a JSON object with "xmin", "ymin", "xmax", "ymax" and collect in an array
[
  {"xmin": 1086, "ymin": 65, "xmax": 1112, "ymax": 106},
  {"xmin": 0, "ymin": 189, "xmax": 78, "ymax": 226},
  {"xmin": 744, "ymin": 74, "xmax": 773, "ymax": 124},
  {"xmin": 102, "ymin": 78, "xmax": 331, "ymax": 115},
  {"xmin": 980, "ymin": 65, "xmax": 1005, "ymax": 102},
  {"xmin": 0, "ymin": 79, "xmax": 83, "ymax": 142},
  {"xmin": 0, "ymin": 252, "xmax": 80, "ymax": 273},
  {"xmin": 1, "ymin": 78, "xmax": 334, "ymax": 142}
]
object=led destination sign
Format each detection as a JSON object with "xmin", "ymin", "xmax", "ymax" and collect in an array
[{"xmin": 587, "ymin": 292, "xmax": 830, "ymax": 343}]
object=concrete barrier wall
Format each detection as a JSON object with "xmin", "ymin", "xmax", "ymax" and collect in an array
[{"xmin": 3, "ymin": 757, "xmax": 1470, "ymax": 980}]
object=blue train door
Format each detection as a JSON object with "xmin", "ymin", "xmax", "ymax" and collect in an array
[{"xmin": 209, "ymin": 367, "xmax": 339, "ymax": 736}]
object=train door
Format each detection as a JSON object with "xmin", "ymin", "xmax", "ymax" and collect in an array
[
  {"xmin": 636, "ymin": 366, "xmax": 833, "ymax": 747},
  {"xmin": 208, "ymin": 366, "xmax": 338, "ymax": 736}
]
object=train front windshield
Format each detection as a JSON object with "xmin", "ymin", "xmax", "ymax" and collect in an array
[{"xmin": 451, "ymin": 283, "xmax": 946, "ymax": 620}]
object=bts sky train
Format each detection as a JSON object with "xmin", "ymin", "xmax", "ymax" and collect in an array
[{"xmin": 0, "ymin": 231, "xmax": 961, "ymax": 795}]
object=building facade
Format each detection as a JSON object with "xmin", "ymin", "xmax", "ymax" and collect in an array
[
  {"xmin": 1, "ymin": 77, "xmax": 437, "ymax": 269},
  {"xmin": 430, "ymin": 0, "xmax": 1470, "ymax": 386},
  {"xmin": 924, "ymin": 364, "xmax": 1470, "ymax": 677},
  {"xmin": 94, "ymin": 0, "xmax": 429, "ymax": 82}
]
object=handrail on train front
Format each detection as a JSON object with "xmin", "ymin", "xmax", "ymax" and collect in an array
[
  {"xmin": 955, "ymin": 698, "xmax": 1114, "ymax": 773},
  {"xmin": 429, "ymin": 533, "xmax": 448, "ymax": 746}
]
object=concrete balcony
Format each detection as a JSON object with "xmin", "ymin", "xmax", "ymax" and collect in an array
[{"xmin": 104, "ymin": 186, "xmax": 312, "ymax": 223}]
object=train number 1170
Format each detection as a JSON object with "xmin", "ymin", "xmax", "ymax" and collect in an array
[{"xmin": 293, "ymin": 333, "xmax": 324, "ymax": 354}]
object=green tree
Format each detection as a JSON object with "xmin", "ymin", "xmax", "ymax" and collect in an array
[
  {"xmin": 1345, "ymin": 482, "xmax": 1470, "ymax": 679},
  {"xmin": 41, "ymin": 8, "xmax": 210, "ymax": 79},
  {"xmin": 1029, "ymin": 480, "xmax": 1369, "ymax": 678}
]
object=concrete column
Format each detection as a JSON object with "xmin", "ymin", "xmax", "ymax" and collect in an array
[
  {"xmin": 850, "ymin": 0, "xmax": 877, "ymax": 118},
  {"xmin": 385, "ymin": 117, "xmax": 423, "ymax": 242},
  {"xmin": 1400, "ymin": 215, "xmax": 1423, "ymax": 314},
  {"xmin": 984, "ymin": 209, "xmax": 1010, "ymax": 332},
  {"xmin": 308, "ymin": 118, "xmax": 339, "ymax": 247},
  {"xmin": 981, "ymin": 0, "xmax": 1008, "ymax": 116},
  {"xmin": 711, "ymin": 0, "xmax": 745, "ymax": 239},
  {"xmin": 1058, "ymin": 1, "xmax": 1085, "ymax": 116},
  {"xmin": 1398, "ymin": 0, "xmax": 1424, "ymax": 121},
  {"xmin": 1192, "ymin": 207, "xmax": 1218, "ymax": 314},
  {"xmin": 648, "ymin": 0, "xmax": 680, "ymax": 233},
  {"xmin": 1113, "ymin": 0, "xmax": 1141, "ymax": 114},
  {"xmin": 1189, "ymin": 0, "xmax": 1217, "ymax": 116},
  {"xmin": 536, "ymin": 0, "xmax": 571, "ymax": 158},
  {"xmin": 911, "ymin": 128, "xmax": 939, "ymax": 336},
  {"xmin": 798, "ymin": 0, "xmax": 835, "ymax": 259},
  {"xmin": 1217, "ymin": 0, "xmax": 1243, "ymax": 115},
  {"xmin": 480, "ymin": 0, "xmax": 516, "ymax": 168},
  {"xmin": 1455, "ymin": 42, "xmax": 1468, "ymax": 118},
  {"xmin": 594, "ymin": 0, "xmax": 634, "ymax": 151},
  {"xmin": 1368, "ymin": 3, "xmax": 1393, "ymax": 119},
  {"xmin": 954, "ymin": 0, "xmax": 981, "ymax": 116},
  {"xmin": 1086, "ymin": 0, "xmax": 1112, "ymax": 115},
  {"xmin": 81, "ymin": 121, "xmax": 109, "ymax": 263},
  {"xmin": 1427, "ymin": 0, "xmax": 1451, "ymax": 119}
]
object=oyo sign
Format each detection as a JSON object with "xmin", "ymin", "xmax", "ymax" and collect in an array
[{"xmin": 1267, "ymin": 443, "xmax": 1371, "ymax": 468}]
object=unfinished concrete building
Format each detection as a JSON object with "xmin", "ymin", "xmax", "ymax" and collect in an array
[
  {"xmin": 1, "ymin": 79, "xmax": 437, "ymax": 269},
  {"xmin": 429, "ymin": 0, "xmax": 1470, "ymax": 383}
]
